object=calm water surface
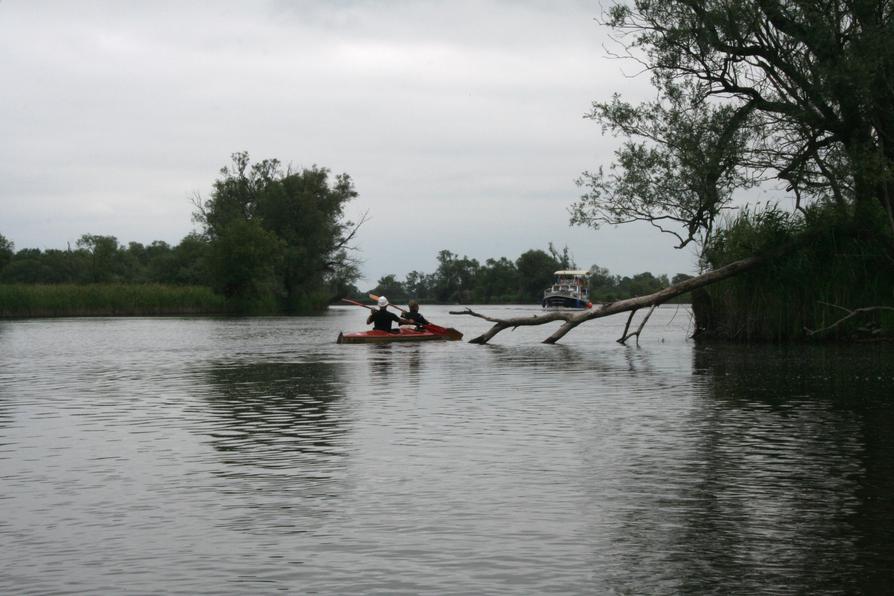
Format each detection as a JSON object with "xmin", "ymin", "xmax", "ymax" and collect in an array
[{"xmin": 1, "ymin": 305, "xmax": 893, "ymax": 594}]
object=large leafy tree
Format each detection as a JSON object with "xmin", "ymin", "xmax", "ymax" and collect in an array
[
  {"xmin": 206, "ymin": 219, "xmax": 284, "ymax": 301},
  {"xmin": 432, "ymin": 250, "xmax": 481, "ymax": 303},
  {"xmin": 76, "ymin": 234, "xmax": 126, "ymax": 283},
  {"xmin": 515, "ymin": 249, "xmax": 554, "ymax": 302},
  {"xmin": 516, "ymin": 247, "xmax": 571, "ymax": 303},
  {"xmin": 369, "ymin": 274, "xmax": 408, "ymax": 302},
  {"xmin": 194, "ymin": 152, "xmax": 363, "ymax": 309},
  {"xmin": 573, "ymin": 0, "xmax": 894, "ymax": 251},
  {"xmin": 474, "ymin": 257, "xmax": 519, "ymax": 303}
]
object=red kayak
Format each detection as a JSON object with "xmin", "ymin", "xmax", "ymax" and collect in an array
[{"xmin": 337, "ymin": 327, "xmax": 458, "ymax": 344}]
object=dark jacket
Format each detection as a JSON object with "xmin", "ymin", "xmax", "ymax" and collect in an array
[
  {"xmin": 404, "ymin": 311, "xmax": 429, "ymax": 326},
  {"xmin": 367, "ymin": 308, "xmax": 403, "ymax": 331}
]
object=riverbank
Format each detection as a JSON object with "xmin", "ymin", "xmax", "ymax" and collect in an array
[
  {"xmin": 0, "ymin": 284, "xmax": 227, "ymax": 317},
  {"xmin": 693, "ymin": 209, "xmax": 894, "ymax": 342}
]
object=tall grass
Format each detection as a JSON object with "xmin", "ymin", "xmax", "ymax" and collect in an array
[
  {"xmin": 694, "ymin": 204, "xmax": 894, "ymax": 341},
  {"xmin": 0, "ymin": 283, "xmax": 227, "ymax": 318}
]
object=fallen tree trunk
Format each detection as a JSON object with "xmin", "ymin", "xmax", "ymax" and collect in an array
[{"xmin": 450, "ymin": 253, "xmax": 768, "ymax": 344}]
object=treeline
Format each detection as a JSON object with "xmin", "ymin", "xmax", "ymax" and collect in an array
[
  {"xmin": 363, "ymin": 245, "xmax": 691, "ymax": 304},
  {"xmin": 0, "ymin": 152, "xmax": 362, "ymax": 315},
  {"xmin": 0, "ymin": 233, "xmax": 209, "ymax": 286},
  {"xmin": 0, "ymin": 151, "xmax": 697, "ymax": 316}
]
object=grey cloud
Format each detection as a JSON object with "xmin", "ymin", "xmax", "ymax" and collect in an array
[{"xmin": 0, "ymin": 0, "xmax": 691, "ymax": 285}]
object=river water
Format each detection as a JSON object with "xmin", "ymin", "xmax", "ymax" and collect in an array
[{"xmin": 1, "ymin": 305, "xmax": 892, "ymax": 594}]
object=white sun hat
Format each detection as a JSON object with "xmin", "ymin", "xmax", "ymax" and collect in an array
[{"xmin": 377, "ymin": 296, "xmax": 389, "ymax": 307}]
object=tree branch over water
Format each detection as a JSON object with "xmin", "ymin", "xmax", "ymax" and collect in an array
[{"xmin": 451, "ymin": 252, "xmax": 768, "ymax": 345}]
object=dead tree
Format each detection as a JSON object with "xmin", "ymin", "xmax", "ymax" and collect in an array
[{"xmin": 450, "ymin": 253, "xmax": 767, "ymax": 345}]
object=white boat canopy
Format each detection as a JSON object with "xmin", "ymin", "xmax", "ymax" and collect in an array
[{"xmin": 553, "ymin": 270, "xmax": 590, "ymax": 276}]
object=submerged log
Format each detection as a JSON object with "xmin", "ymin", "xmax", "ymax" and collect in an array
[{"xmin": 450, "ymin": 253, "xmax": 768, "ymax": 345}]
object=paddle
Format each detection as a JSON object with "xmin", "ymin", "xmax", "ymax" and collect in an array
[
  {"xmin": 368, "ymin": 294, "xmax": 463, "ymax": 340},
  {"xmin": 341, "ymin": 297, "xmax": 374, "ymax": 310}
]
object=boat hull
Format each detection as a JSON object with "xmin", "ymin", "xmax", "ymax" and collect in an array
[
  {"xmin": 337, "ymin": 327, "xmax": 451, "ymax": 344},
  {"xmin": 541, "ymin": 294, "xmax": 590, "ymax": 310}
]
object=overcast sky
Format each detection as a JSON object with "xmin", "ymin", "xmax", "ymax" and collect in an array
[{"xmin": 0, "ymin": 0, "xmax": 701, "ymax": 287}]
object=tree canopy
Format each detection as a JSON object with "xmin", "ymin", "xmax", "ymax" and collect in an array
[
  {"xmin": 194, "ymin": 152, "xmax": 363, "ymax": 310},
  {"xmin": 572, "ymin": 0, "xmax": 894, "ymax": 253},
  {"xmin": 0, "ymin": 153, "xmax": 363, "ymax": 314}
]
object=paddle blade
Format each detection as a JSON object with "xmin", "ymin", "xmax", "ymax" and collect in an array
[{"xmin": 424, "ymin": 323, "xmax": 463, "ymax": 341}]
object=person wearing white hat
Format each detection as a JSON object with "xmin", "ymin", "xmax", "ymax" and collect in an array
[{"xmin": 366, "ymin": 295, "xmax": 414, "ymax": 332}]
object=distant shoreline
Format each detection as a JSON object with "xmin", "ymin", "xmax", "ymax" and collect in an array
[
  {"xmin": 0, "ymin": 283, "xmax": 227, "ymax": 319},
  {"xmin": 1, "ymin": 284, "xmax": 693, "ymax": 319}
]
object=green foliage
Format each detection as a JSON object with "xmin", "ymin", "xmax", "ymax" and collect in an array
[
  {"xmin": 696, "ymin": 203, "xmax": 894, "ymax": 340},
  {"xmin": 577, "ymin": 0, "xmax": 894, "ymax": 340},
  {"xmin": 702, "ymin": 205, "xmax": 802, "ymax": 265},
  {"xmin": 77, "ymin": 234, "xmax": 127, "ymax": 282},
  {"xmin": 619, "ymin": 272, "xmax": 670, "ymax": 298},
  {"xmin": 403, "ymin": 270, "xmax": 436, "ymax": 300},
  {"xmin": 585, "ymin": 265, "xmax": 672, "ymax": 302},
  {"xmin": 0, "ymin": 234, "xmax": 211, "ymax": 286},
  {"xmin": 206, "ymin": 219, "xmax": 284, "ymax": 301},
  {"xmin": 1, "ymin": 152, "xmax": 359, "ymax": 316},
  {"xmin": 573, "ymin": 82, "xmax": 758, "ymax": 248},
  {"xmin": 369, "ymin": 274, "xmax": 408, "ymax": 303},
  {"xmin": 516, "ymin": 249, "xmax": 560, "ymax": 302},
  {"xmin": 474, "ymin": 257, "xmax": 519, "ymax": 303},
  {"xmin": 365, "ymin": 245, "xmax": 684, "ymax": 305},
  {"xmin": 601, "ymin": 1, "xmax": 894, "ymax": 221},
  {"xmin": 432, "ymin": 250, "xmax": 481, "ymax": 303},
  {"xmin": 0, "ymin": 233, "xmax": 13, "ymax": 273},
  {"xmin": 196, "ymin": 152, "xmax": 361, "ymax": 312},
  {"xmin": 0, "ymin": 283, "xmax": 226, "ymax": 317},
  {"xmin": 587, "ymin": 265, "xmax": 619, "ymax": 301}
]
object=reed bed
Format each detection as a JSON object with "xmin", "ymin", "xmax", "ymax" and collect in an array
[
  {"xmin": 695, "ymin": 206, "xmax": 894, "ymax": 341},
  {"xmin": 0, "ymin": 283, "xmax": 227, "ymax": 318}
]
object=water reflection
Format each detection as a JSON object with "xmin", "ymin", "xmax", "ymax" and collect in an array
[
  {"xmin": 479, "ymin": 343, "xmax": 679, "ymax": 387},
  {"xmin": 195, "ymin": 360, "xmax": 349, "ymax": 460},
  {"xmin": 361, "ymin": 343, "xmax": 428, "ymax": 392},
  {"xmin": 0, "ymin": 324, "xmax": 13, "ymax": 430},
  {"xmin": 189, "ymin": 360, "xmax": 353, "ymax": 535},
  {"xmin": 668, "ymin": 344, "xmax": 894, "ymax": 594},
  {"xmin": 4, "ymin": 314, "xmax": 894, "ymax": 593}
]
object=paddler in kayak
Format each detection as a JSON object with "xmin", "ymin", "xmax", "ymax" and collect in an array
[
  {"xmin": 403, "ymin": 300, "xmax": 430, "ymax": 329},
  {"xmin": 367, "ymin": 296, "xmax": 415, "ymax": 332}
]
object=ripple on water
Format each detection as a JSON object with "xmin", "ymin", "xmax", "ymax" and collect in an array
[{"xmin": 1, "ymin": 312, "xmax": 893, "ymax": 594}]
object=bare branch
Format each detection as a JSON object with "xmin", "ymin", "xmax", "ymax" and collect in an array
[
  {"xmin": 619, "ymin": 309, "xmax": 639, "ymax": 343},
  {"xmin": 805, "ymin": 302, "xmax": 894, "ymax": 336},
  {"xmin": 448, "ymin": 308, "xmax": 570, "ymax": 344},
  {"xmin": 190, "ymin": 191, "xmax": 208, "ymax": 227},
  {"xmin": 618, "ymin": 304, "xmax": 658, "ymax": 345},
  {"xmin": 452, "ymin": 250, "xmax": 773, "ymax": 344},
  {"xmin": 332, "ymin": 210, "xmax": 370, "ymax": 252}
]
